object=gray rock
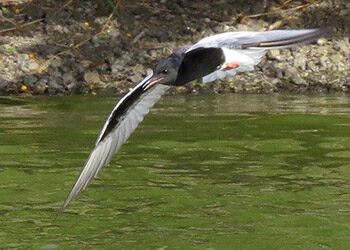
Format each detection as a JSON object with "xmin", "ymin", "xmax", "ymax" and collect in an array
[
  {"xmin": 320, "ymin": 56, "xmax": 328, "ymax": 68},
  {"xmin": 307, "ymin": 61, "xmax": 318, "ymax": 72},
  {"xmin": 63, "ymin": 27, "xmax": 69, "ymax": 34},
  {"xmin": 286, "ymin": 68, "xmax": 306, "ymax": 85},
  {"xmin": 109, "ymin": 29, "xmax": 120, "ymax": 38},
  {"xmin": 52, "ymin": 70, "xmax": 62, "ymax": 78},
  {"xmin": 33, "ymin": 78, "xmax": 48, "ymax": 93},
  {"xmin": 51, "ymin": 57, "xmax": 63, "ymax": 68},
  {"xmin": 129, "ymin": 74, "xmax": 141, "ymax": 83},
  {"xmin": 62, "ymin": 72, "xmax": 74, "ymax": 84},
  {"xmin": 317, "ymin": 38, "xmax": 328, "ymax": 46},
  {"xmin": 27, "ymin": 62, "xmax": 39, "ymax": 72},
  {"xmin": 337, "ymin": 39, "xmax": 350, "ymax": 57},
  {"xmin": 294, "ymin": 56, "xmax": 306, "ymax": 70},
  {"xmin": 268, "ymin": 50, "xmax": 281, "ymax": 60},
  {"xmin": 47, "ymin": 78, "xmax": 59, "ymax": 94},
  {"xmin": 111, "ymin": 60, "xmax": 124, "ymax": 74},
  {"xmin": 24, "ymin": 75, "xmax": 38, "ymax": 85}
]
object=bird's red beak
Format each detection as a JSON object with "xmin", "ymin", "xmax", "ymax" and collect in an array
[{"xmin": 143, "ymin": 76, "xmax": 164, "ymax": 90}]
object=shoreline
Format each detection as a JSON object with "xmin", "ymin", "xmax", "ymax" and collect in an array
[{"xmin": 0, "ymin": 0, "xmax": 349, "ymax": 95}]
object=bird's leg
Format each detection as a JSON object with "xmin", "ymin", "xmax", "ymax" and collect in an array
[{"xmin": 222, "ymin": 62, "xmax": 239, "ymax": 71}]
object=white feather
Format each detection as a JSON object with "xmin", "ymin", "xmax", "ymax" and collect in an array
[
  {"xmin": 187, "ymin": 29, "xmax": 320, "ymax": 51},
  {"xmin": 202, "ymin": 48, "xmax": 265, "ymax": 83}
]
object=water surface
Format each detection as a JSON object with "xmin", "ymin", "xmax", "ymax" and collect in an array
[{"xmin": 0, "ymin": 94, "xmax": 350, "ymax": 249}]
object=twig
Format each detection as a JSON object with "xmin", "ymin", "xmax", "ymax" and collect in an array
[
  {"xmin": 244, "ymin": 3, "xmax": 317, "ymax": 19},
  {"xmin": 37, "ymin": 56, "xmax": 57, "ymax": 75},
  {"xmin": 0, "ymin": 18, "xmax": 43, "ymax": 34},
  {"xmin": 54, "ymin": 42, "xmax": 71, "ymax": 48},
  {"xmin": 63, "ymin": 0, "xmax": 74, "ymax": 8},
  {"xmin": 132, "ymin": 31, "xmax": 145, "ymax": 44},
  {"xmin": 1, "ymin": 15, "xmax": 18, "ymax": 27},
  {"xmin": 283, "ymin": 0, "xmax": 293, "ymax": 6},
  {"xmin": 107, "ymin": 0, "xmax": 119, "ymax": 16}
]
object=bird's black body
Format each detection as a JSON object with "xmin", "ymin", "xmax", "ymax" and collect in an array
[
  {"xmin": 175, "ymin": 47, "xmax": 225, "ymax": 85},
  {"xmin": 152, "ymin": 47, "xmax": 225, "ymax": 86}
]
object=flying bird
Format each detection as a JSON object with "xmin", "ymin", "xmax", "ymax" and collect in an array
[{"xmin": 63, "ymin": 28, "xmax": 326, "ymax": 209}]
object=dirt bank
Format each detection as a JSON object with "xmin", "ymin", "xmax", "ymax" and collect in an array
[{"xmin": 0, "ymin": 0, "xmax": 349, "ymax": 95}]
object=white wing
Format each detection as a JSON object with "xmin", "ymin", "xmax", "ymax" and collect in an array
[
  {"xmin": 187, "ymin": 29, "xmax": 325, "ymax": 83},
  {"xmin": 188, "ymin": 29, "xmax": 324, "ymax": 51},
  {"xmin": 63, "ymin": 75, "xmax": 169, "ymax": 209}
]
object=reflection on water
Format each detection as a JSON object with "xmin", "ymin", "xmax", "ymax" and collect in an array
[{"xmin": 0, "ymin": 94, "xmax": 350, "ymax": 249}]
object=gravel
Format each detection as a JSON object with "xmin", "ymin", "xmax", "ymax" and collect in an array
[{"xmin": 0, "ymin": 0, "xmax": 349, "ymax": 95}]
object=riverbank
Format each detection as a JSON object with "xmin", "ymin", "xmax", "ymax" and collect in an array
[{"xmin": 0, "ymin": 0, "xmax": 349, "ymax": 95}]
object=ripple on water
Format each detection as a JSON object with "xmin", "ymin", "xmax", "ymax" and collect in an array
[{"xmin": 0, "ymin": 95, "xmax": 350, "ymax": 249}]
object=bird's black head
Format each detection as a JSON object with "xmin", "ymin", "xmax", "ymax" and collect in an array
[
  {"xmin": 154, "ymin": 57, "xmax": 179, "ymax": 85},
  {"xmin": 143, "ymin": 53, "xmax": 183, "ymax": 89}
]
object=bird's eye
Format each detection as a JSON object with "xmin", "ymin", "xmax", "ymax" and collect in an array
[{"xmin": 162, "ymin": 69, "xmax": 168, "ymax": 74}]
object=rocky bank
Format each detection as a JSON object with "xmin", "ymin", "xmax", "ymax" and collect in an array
[{"xmin": 0, "ymin": 0, "xmax": 349, "ymax": 95}]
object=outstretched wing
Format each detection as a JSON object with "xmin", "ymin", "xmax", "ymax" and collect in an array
[
  {"xmin": 63, "ymin": 75, "xmax": 169, "ymax": 209},
  {"xmin": 185, "ymin": 29, "xmax": 326, "ymax": 83},
  {"xmin": 188, "ymin": 29, "xmax": 325, "ymax": 51}
]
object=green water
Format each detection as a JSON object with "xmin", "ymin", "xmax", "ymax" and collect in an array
[{"xmin": 0, "ymin": 94, "xmax": 350, "ymax": 249}]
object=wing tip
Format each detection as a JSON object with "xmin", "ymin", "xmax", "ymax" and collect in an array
[
  {"xmin": 61, "ymin": 195, "xmax": 72, "ymax": 211},
  {"xmin": 62, "ymin": 187, "xmax": 80, "ymax": 211},
  {"xmin": 61, "ymin": 202, "xmax": 69, "ymax": 211}
]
